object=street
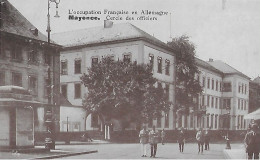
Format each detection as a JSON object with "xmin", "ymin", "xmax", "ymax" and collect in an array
[{"xmin": 54, "ymin": 143, "xmax": 226, "ymax": 159}]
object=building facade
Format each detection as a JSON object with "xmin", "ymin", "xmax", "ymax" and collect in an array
[
  {"xmin": 186, "ymin": 58, "xmax": 250, "ymax": 130},
  {"xmin": 53, "ymin": 21, "xmax": 176, "ymax": 131},
  {"xmin": 0, "ymin": 0, "xmax": 60, "ymax": 148}
]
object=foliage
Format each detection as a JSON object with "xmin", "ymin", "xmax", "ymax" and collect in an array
[
  {"xmin": 167, "ymin": 35, "xmax": 203, "ymax": 114},
  {"xmin": 81, "ymin": 57, "xmax": 171, "ymax": 127}
]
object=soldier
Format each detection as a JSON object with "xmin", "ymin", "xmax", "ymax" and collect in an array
[
  {"xmin": 204, "ymin": 129, "xmax": 210, "ymax": 150},
  {"xmin": 244, "ymin": 123, "xmax": 260, "ymax": 159},
  {"xmin": 139, "ymin": 126, "xmax": 149, "ymax": 157},
  {"xmin": 196, "ymin": 128, "xmax": 204, "ymax": 154},
  {"xmin": 178, "ymin": 127, "xmax": 185, "ymax": 153},
  {"xmin": 161, "ymin": 129, "xmax": 166, "ymax": 145},
  {"xmin": 149, "ymin": 125, "xmax": 159, "ymax": 158}
]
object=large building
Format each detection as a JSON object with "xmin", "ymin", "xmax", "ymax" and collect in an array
[
  {"xmin": 0, "ymin": 0, "xmax": 60, "ymax": 148},
  {"xmin": 53, "ymin": 21, "xmax": 250, "ymax": 132},
  {"xmin": 249, "ymin": 76, "xmax": 260, "ymax": 113},
  {"xmin": 52, "ymin": 21, "xmax": 176, "ymax": 131}
]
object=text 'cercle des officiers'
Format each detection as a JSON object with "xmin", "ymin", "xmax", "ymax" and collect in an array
[{"xmin": 68, "ymin": 9, "xmax": 169, "ymax": 21}]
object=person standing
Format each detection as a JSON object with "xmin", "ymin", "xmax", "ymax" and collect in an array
[
  {"xmin": 139, "ymin": 126, "xmax": 149, "ymax": 157},
  {"xmin": 244, "ymin": 124, "xmax": 260, "ymax": 159},
  {"xmin": 161, "ymin": 129, "xmax": 166, "ymax": 145},
  {"xmin": 204, "ymin": 129, "xmax": 210, "ymax": 150},
  {"xmin": 196, "ymin": 128, "xmax": 204, "ymax": 154},
  {"xmin": 149, "ymin": 125, "xmax": 159, "ymax": 158},
  {"xmin": 178, "ymin": 128, "xmax": 185, "ymax": 153}
]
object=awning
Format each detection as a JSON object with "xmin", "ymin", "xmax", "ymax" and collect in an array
[{"xmin": 244, "ymin": 108, "xmax": 260, "ymax": 120}]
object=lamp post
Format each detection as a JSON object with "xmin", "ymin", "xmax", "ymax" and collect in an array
[{"xmin": 45, "ymin": 0, "xmax": 60, "ymax": 150}]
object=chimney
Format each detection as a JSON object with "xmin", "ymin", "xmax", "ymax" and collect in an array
[
  {"xmin": 209, "ymin": 58, "xmax": 213, "ymax": 62},
  {"xmin": 104, "ymin": 20, "xmax": 113, "ymax": 28}
]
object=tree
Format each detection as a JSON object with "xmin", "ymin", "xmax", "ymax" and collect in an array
[
  {"xmin": 167, "ymin": 35, "xmax": 203, "ymax": 118},
  {"xmin": 81, "ymin": 57, "xmax": 171, "ymax": 130}
]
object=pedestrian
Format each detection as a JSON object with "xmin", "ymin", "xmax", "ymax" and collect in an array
[
  {"xmin": 244, "ymin": 123, "xmax": 260, "ymax": 160},
  {"xmin": 161, "ymin": 129, "xmax": 166, "ymax": 145},
  {"xmin": 177, "ymin": 127, "xmax": 185, "ymax": 153},
  {"xmin": 204, "ymin": 129, "xmax": 210, "ymax": 150},
  {"xmin": 149, "ymin": 125, "xmax": 159, "ymax": 158},
  {"xmin": 139, "ymin": 126, "xmax": 149, "ymax": 157},
  {"xmin": 196, "ymin": 128, "xmax": 204, "ymax": 154}
]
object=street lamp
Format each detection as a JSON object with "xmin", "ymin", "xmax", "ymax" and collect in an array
[{"xmin": 45, "ymin": 0, "xmax": 61, "ymax": 150}]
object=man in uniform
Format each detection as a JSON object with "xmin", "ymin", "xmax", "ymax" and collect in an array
[
  {"xmin": 149, "ymin": 125, "xmax": 159, "ymax": 158},
  {"xmin": 244, "ymin": 124, "xmax": 260, "ymax": 159},
  {"xmin": 196, "ymin": 128, "xmax": 204, "ymax": 154},
  {"xmin": 178, "ymin": 127, "xmax": 185, "ymax": 153},
  {"xmin": 139, "ymin": 126, "xmax": 149, "ymax": 157}
]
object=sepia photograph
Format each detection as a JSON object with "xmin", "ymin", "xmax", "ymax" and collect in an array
[{"xmin": 0, "ymin": 0, "xmax": 260, "ymax": 159}]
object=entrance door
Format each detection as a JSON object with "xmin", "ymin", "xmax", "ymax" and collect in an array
[{"xmin": 0, "ymin": 108, "xmax": 10, "ymax": 146}]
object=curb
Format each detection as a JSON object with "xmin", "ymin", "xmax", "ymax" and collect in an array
[{"xmin": 31, "ymin": 150, "xmax": 98, "ymax": 159}]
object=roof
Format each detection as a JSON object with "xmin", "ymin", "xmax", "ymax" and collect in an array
[
  {"xmin": 0, "ymin": 0, "xmax": 51, "ymax": 43},
  {"xmin": 207, "ymin": 60, "xmax": 250, "ymax": 79},
  {"xmin": 195, "ymin": 58, "xmax": 223, "ymax": 75},
  {"xmin": 253, "ymin": 76, "xmax": 260, "ymax": 84},
  {"xmin": 52, "ymin": 22, "xmax": 172, "ymax": 52}
]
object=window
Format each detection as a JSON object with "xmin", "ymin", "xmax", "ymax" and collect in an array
[
  {"xmin": 11, "ymin": 44, "xmax": 23, "ymax": 61},
  {"xmin": 91, "ymin": 57, "xmax": 98, "ymax": 67},
  {"xmin": 223, "ymin": 82, "xmax": 232, "ymax": 92},
  {"xmin": 165, "ymin": 84, "xmax": 169, "ymax": 99},
  {"xmin": 242, "ymin": 84, "xmax": 244, "ymax": 94},
  {"xmin": 157, "ymin": 57, "xmax": 162, "ymax": 73},
  {"xmin": 61, "ymin": 60, "xmax": 68, "ymax": 75},
  {"xmin": 207, "ymin": 115, "xmax": 209, "ymax": 128},
  {"xmin": 157, "ymin": 117, "xmax": 161, "ymax": 128},
  {"xmin": 28, "ymin": 48, "xmax": 38, "ymax": 64},
  {"xmin": 202, "ymin": 77, "xmax": 205, "ymax": 87},
  {"xmin": 44, "ymin": 78, "xmax": 49, "ymax": 97},
  {"xmin": 44, "ymin": 53, "xmax": 51, "ymax": 65},
  {"xmin": 245, "ymin": 84, "xmax": 247, "ymax": 94},
  {"xmin": 123, "ymin": 54, "xmax": 131, "ymax": 63},
  {"xmin": 244, "ymin": 101, "xmax": 247, "ymax": 110},
  {"xmin": 223, "ymin": 98, "xmax": 231, "ymax": 109},
  {"xmin": 241, "ymin": 116, "xmax": 244, "ymax": 129},
  {"xmin": 61, "ymin": 84, "xmax": 67, "ymax": 99},
  {"xmin": 28, "ymin": 76, "xmax": 37, "ymax": 95},
  {"xmin": 207, "ymin": 95, "xmax": 210, "ymax": 107},
  {"xmin": 202, "ymin": 95, "xmax": 205, "ymax": 106},
  {"xmin": 215, "ymin": 97, "xmax": 218, "ymax": 108},
  {"xmin": 216, "ymin": 80, "xmax": 218, "ymax": 91},
  {"xmin": 12, "ymin": 72, "xmax": 22, "ymax": 87},
  {"xmin": 237, "ymin": 115, "xmax": 240, "ymax": 129},
  {"xmin": 74, "ymin": 83, "xmax": 81, "ymax": 99},
  {"xmin": 212, "ymin": 79, "xmax": 214, "ymax": 90},
  {"xmin": 211, "ymin": 97, "xmax": 214, "ymax": 108},
  {"xmin": 190, "ymin": 115, "xmax": 194, "ymax": 128},
  {"xmin": 215, "ymin": 115, "xmax": 218, "ymax": 129},
  {"xmin": 207, "ymin": 78, "xmax": 210, "ymax": 89},
  {"xmin": 149, "ymin": 54, "xmax": 154, "ymax": 69},
  {"xmin": 165, "ymin": 59, "xmax": 170, "ymax": 75},
  {"xmin": 238, "ymin": 99, "xmax": 240, "ymax": 109},
  {"xmin": 74, "ymin": 59, "xmax": 81, "ymax": 74},
  {"xmin": 164, "ymin": 112, "xmax": 169, "ymax": 128},
  {"xmin": 0, "ymin": 72, "xmax": 5, "ymax": 86},
  {"xmin": 238, "ymin": 83, "xmax": 241, "ymax": 93},
  {"xmin": 211, "ymin": 114, "xmax": 214, "ymax": 128},
  {"xmin": 241, "ymin": 99, "xmax": 243, "ymax": 110}
]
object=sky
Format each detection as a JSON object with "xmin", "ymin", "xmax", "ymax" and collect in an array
[{"xmin": 8, "ymin": 0, "xmax": 260, "ymax": 79}]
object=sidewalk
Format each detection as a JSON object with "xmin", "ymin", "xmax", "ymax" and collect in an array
[
  {"xmin": 0, "ymin": 143, "xmax": 99, "ymax": 159},
  {"xmin": 223, "ymin": 143, "xmax": 247, "ymax": 159}
]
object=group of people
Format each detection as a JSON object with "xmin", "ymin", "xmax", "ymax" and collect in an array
[
  {"xmin": 139, "ymin": 126, "xmax": 165, "ymax": 158},
  {"xmin": 138, "ymin": 126, "xmax": 211, "ymax": 158}
]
